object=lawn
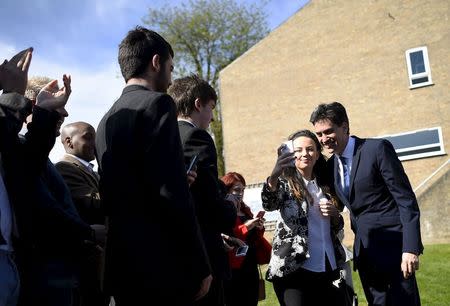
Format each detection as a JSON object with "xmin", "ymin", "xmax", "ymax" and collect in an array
[{"xmin": 258, "ymin": 243, "xmax": 450, "ymax": 305}]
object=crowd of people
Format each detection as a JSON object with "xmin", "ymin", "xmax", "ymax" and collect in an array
[{"xmin": 0, "ymin": 25, "xmax": 422, "ymax": 306}]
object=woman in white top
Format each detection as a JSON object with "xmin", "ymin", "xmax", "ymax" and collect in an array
[{"xmin": 262, "ymin": 129, "xmax": 346, "ymax": 306}]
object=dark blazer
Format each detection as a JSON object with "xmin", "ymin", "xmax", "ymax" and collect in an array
[
  {"xmin": 0, "ymin": 93, "xmax": 93, "ymax": 303},
  {"xmin": 330, "ymin": 136, "xmax": 423, "ymax": 272},
  {"xmin": 178, "ymin": 120, "xmax": 237, "ymax": 280},
  {"xmin": 55, "ymin": 154, "xmax": 104, "ymax": 225},
  {"xmin": 95, "ymin": 85, "xmax": 210, "ymax": 302},
  {"xmin": 0, "ymin": 93, "xmax": 91, "ymax": 251},
  {"xmin": 0, "ymin": 92, "xmax": 32, "ymax": 246}
]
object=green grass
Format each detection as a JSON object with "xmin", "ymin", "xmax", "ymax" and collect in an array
[{"xmin": 258, "ymin": 244, "xmax": 450, "ymax": 305}]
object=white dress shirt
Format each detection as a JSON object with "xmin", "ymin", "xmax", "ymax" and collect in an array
[
  {"xmin": 66, "ymin": 153, "xmax": 95, "ymax": 173},
  {"xmin": 300, "ymin": 177, "xmax": 337, "ymax": 272},
  {"xmin": 336, "ymin": 136, "xmax": 355, "ymax": 191}
]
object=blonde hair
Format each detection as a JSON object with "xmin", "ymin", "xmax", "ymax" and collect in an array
[{"xmin": 24, "ymin": 76, "xmax": 53, "ymax": 101}]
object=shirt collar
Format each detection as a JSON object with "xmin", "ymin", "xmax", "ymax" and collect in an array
[
  {"xmin": 302, "ymin": 176, "xmax": 317, "ymax": 187},
  {"xmin": 339, "ymin": 136, "xmax": 355, "ymax": 160},
  {"xmin": 177, "ymin": 118, "xmax": 197, "ymax": 128},
  {"xmin": 66, "ymin": 153, "xmax": 93, "ymax": 170}
]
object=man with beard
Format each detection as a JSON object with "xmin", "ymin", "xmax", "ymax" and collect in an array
[{"xmin": 95, "ymin": 27, "xmax": 211, "ymax": 305}]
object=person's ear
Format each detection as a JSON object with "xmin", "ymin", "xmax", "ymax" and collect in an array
[
  {"xmin": 194, "ymin": 98, "xmax": 202, "ymax": 112},
  {"xmin": 342, "ymin": 122, "xmax": 349, "ymax": 134},
  {"xmin": 63, "ymin": 136, "xmax": 72, "ymax": 149},
  {"xmin": 151, "ymin": 54, "xmax": 161, "ymax": 72}
]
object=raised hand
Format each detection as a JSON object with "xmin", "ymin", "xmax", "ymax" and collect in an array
[
  {"xmin": 0, "ymin": 47, "xmax": 33, "ymax": 94},
  {"xmin": 35, "ymin": 74, "xmax": 72, "ymax": 114},
  {"xmin": 267, "ymin": 145, "xmax": 295, "ymax": 190}
]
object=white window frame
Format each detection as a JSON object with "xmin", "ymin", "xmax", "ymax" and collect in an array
[
  {"xmin": 378, "ymin": 127, "xmax": 445, "ymax": 161},
  {"xmin": 405, "ymin": 46, "xmax": 433, "ymax": 89}
]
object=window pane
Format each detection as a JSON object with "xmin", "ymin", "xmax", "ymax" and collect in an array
[
  {"xmin": 380, "ymin": 128, "xmax": 444, "ymax": 160},
  {"xmin": 384, "ymin": 129, "xmax": 440, "ymax": 150},
  {"xmin": 410, "ymin": 51, "xmax": 425, "ymax": 74},
  {"xmin": 412, "ymin": 77, "xmax": 429, "ymax": 84}
]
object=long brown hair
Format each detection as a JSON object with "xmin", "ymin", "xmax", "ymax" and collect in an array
[{"xmin": 282, "ymin": 130, "xmax": 340, "ymax": 209}]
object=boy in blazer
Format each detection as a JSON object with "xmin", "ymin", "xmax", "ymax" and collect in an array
[
  {"xmin": 310, "ymin": 102, "xmax": 423, "ymax": 306},
  {"xmin": 169, "ymin": 75, "xmax": 237, "ymax": 306}
]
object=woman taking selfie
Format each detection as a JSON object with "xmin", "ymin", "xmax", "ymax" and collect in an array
[{"xmin": 262, "ymin": 129, "xmax": 345, "ymax": 306}]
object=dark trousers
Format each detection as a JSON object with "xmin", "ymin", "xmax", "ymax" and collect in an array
[
  {"xmin": 272, "ymin": 266, "xmax": 343, "ymax": 306},
  {"xmin": 193, "ymin": 278, "xmax": 225, "ymax": 306},
  {"xmin": 17, "ymin": 260, "xmax": 77, "ymax": 306},
  {"xmin": 358, "ymin": 248, "xmax": 421, "ymax": 306},
  {"xmin": 225, "ymin": 265, "xmax": 259, "ymax": 306},
  {"xmin": 73, "ymin": 250, "xmax": 110, "ymax": 306}
]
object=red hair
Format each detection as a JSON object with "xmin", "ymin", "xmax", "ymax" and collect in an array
[
  {"xmin": 220, "ymin": 172, "xmax": 246, "ymax": 192},
  {"xmin": 220, "ymin": 172, "xmax": 252, "ymax": 218}
]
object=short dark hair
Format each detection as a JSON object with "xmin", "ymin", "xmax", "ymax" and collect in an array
[
  {"xmin": 168, "ymin": 75, "xmax": 217, "ymax": 117},
  {"xmin": 118, "ymin": 26, "xmax": 174, "ymax": 82},
  {"xmin": 309, "ymin": 101, "xmax": 349, "ymax": 128}
]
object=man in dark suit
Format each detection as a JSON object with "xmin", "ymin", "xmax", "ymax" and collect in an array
[
  {"xmin": 1, "ymin": 49, "xmax": 93, "ymax": 306},
  {"xmin": 310, "ymin": 102, "xmax": 423, "ymax": 306},
  {"xmin": 0, "ymin": 47, "xmax": 33, "ymax": 306},
  {"xmin": 95, "ymin": 27, "xmax": 211, "ymax": 305},
  {"xmin": 12, "ymin": 76, "xmax": 96, "ymax": 306},
  {"xmin": 56, "ymin": 121, "xmax": 109, "ymax": 306},
  {"xmin": 168, "ymin": 75, "xmax": 237, "ymax": 306}
]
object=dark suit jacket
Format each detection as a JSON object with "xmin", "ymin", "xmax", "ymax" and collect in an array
[
  {"xmin": 178, "ymin": 120, "xmax": 236, "ymax": 280},
  {"xmin": 330, "ymin": 136, "xmax": 423, "ymax": 272},
  {"xmin": 55, "ymin": 154, "xmax": 104, "ymax": 225},
  {"xmin": 0, "ymin": 94, "xmax": 93, "ymax": 302},
  {"xmin": 0, "ymin": 93, "xmax": 91, "ymax": 251},
  {"xmin": 0, "ymin": 92, "xmax": 32, "ymax": 245},
  {"xmin": 95, "ymin": 85, "xmax": 210, "ymax": 301}
]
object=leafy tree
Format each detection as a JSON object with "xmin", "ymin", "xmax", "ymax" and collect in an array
[{"xmin": 143, "ymin": 0, "xmax": 269, "ymax": 176}]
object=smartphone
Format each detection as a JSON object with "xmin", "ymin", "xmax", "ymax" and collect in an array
[
  {"xmin": 256, "ymin": 211, "xmax": 265, "ymax": 218},
  {"xmin": 279, "ymin": 140, "xmax": 296, "ymax": 167},
  {"xmin": 235, "ymin": 245, "xmax": 249, "ymax": 257},
  {"xmin": 186, "ymin": 154, "xmax": 199, "ymax": 174},
  {"xmin": 279, "ymin": 140, "xmax": 294, "ymax": 155}
]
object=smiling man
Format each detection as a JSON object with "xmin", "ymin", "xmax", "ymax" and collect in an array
[{"xmin": 310, "ymin": 101, "xmax": 423, "ymax": 306}]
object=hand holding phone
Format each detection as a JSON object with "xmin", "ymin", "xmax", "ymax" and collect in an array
[
  {"xmin": 186, "ymin": 154, "xmax": 199, "ymax": 174},
  {"xmin": 235, "ymin": 245, "xmax": 249, "ymax": 257},
  {"xmin": 256, "ymin": 210, "xmax": 265, "ymax": 219}
]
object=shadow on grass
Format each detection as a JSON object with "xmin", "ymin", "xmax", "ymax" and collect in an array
[{"xmin": 257, "ymin": 244, "xmax": 450, "ymax": 306}]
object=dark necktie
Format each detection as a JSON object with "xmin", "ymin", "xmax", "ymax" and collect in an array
[{"xmin": 340, "ymin": 156, "xmax": 350, "ymax": 199}]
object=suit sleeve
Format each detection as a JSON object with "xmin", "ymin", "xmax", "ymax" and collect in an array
[
  {"xmin": 184, "ymin": 128, "xmax": 236, "ymax": 234},
  {"xmin": 0, "ymin": 93, "xmax": 32, "ymax": 151},
  {"xmin": 143, "ymin": 95, "xmax": 211, "ymax": 281},
  {"xmin": 377, "ymin": 139, "xmax": 423, "ymax": 254}
]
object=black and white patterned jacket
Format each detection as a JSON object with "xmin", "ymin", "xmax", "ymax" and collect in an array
[{"xmin": 261, "ymin": 177, "xmax": 345, "ymax": 281}]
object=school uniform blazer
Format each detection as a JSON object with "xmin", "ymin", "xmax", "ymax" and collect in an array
[
  {"xmin": 330, "ymin": 136, "xmax": 423, "ymax": 272},
  {"xmin": 178, "ymin": 120, "xmax": 237, "ymax": 280},
  {"xmin": 95, "ymin": 85, "xmax": 210, "ymax": 300},
  {"xmin": 55, "ymin": 154, "xmax": 104, "ymax": 225}
]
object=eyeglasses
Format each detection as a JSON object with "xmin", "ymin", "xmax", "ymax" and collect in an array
[{"xmin": 231, "ymin": 186, "xmax": 245, "ymax": 195}]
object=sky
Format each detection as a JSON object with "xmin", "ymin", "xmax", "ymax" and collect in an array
[{"xmin": 0, "ymin": 0, "xmax": 309, "ymax": 162}]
